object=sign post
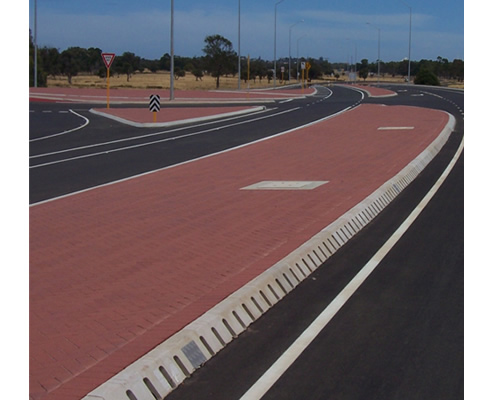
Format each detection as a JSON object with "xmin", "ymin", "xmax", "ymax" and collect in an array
[
  {"xmin": 247, "ymin": 55, "xmax": 250, "ymax": 99},
  {"xmin": 306, "ymin": 61, "xmax": 311, "ymax": 89},
  {"xmin": 301, "ymin": 62, "xmax": 306, "ymax": 92},
  {"xmin": 149, "ymin": 94, "xmax": 161, "ymax": 123},
  {"xmin": 101, "ymin": 53, "xmax": 116, "ymax": 109}
]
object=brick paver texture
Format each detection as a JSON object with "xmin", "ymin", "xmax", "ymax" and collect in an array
[
  {"xmin": 29, "ymin": 87, "xmax": 316, "ymax": 103},
  {"xmin": 30, "ymin": 104, "xmax": 449, "ymax": 400}
]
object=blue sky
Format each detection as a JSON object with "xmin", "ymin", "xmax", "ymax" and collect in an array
[{"xmin": 27, "ymin": 0, "xmax": 463, "ymax": 63}]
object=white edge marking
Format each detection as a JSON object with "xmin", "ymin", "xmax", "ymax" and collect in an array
[
  {"xmin": 89, "ymin": 106, "xmax": 266, "ymax": 128},
  {"xmin": 30, "ymin": 105, "xmax": 355, "ymax": 207},
  {"xmin": 81, "ymin": 112, "xmax": 456, "ymax": 400},
  {"xmin": 29, "ymin": 110, "xmax": 89, "ymax": 142},
  {"xmin": 239, "ymin": 125, "xmax": 463, "ymax": 400}
]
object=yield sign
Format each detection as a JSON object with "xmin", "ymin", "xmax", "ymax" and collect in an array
[{"xmin": 101, "ymin": 53, "xmax": 116, "ymax": 69}]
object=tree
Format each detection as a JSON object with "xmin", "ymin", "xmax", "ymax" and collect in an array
[
  {"xmin": 450, "ymin": 59, "xmax": 464, "ymax": 81},
  {"xmin": 39, "ymin": 47, "xmax": 60, "ymax": 79},
  {"xmin": 202, "ymin": 34, "xmax": 236, "ymax": 89},
  {"xmin": 60, "ymin": 47, "xmax": 86, "ymax": 84},
  {"xmin": 114, "ymin": 52, "xmax": 141, "ymax": 82},
  {"xmin": 358, "ymin": 59, "xmax": 369, "ymax": 81},
  {"xmin": 86, "ymin": 47, "xmax": 104, "ymax": 75},
  {"xmin": 193, "ymin": 68, "xmax": 204, "ymax": 81},
  {"xmin": 414, "ymin": 67, "xmax": 440, "ymax": 86},
  {"xmin": 159, "ymin": 53, "xmax": 171, "ymax": 71},
  {"xmin": 29, "ymin": 29, "xmax": 47, "ymax": 87},
  {"xmin": 174, "ymin": 67, "xmax": 185, "ymax": 80}
]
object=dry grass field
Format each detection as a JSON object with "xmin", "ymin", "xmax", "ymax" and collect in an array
[
  {"xmin": 47, "ymin": 71, "xmax": 281, "ymax": 91},
  {"xmin": 46, "ymin": 70, "xmax": 463, "ymax": 90}
]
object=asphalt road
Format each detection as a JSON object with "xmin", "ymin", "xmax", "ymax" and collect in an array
[
  {"xmin": 29, "ymin": 84, "xmax": 464, "ymax": 399},
  {"xmin": 29, "ymin": 85, "xmax": 361, "ymax": 204},
  {"xmin": 162, "ymin": 85, "xmax": 464, "ymax": 400}
]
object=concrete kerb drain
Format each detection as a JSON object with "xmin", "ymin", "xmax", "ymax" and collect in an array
[
  {"xmin": 89, "ymin": 106, "xmax": 267, "ymax": 128},
  {"xmin": 83, "ymin": 113, "xmax": 456, "ymax": 400}
]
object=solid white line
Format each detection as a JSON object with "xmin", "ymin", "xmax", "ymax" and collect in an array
[
  {"xmin": 30, "ymin": 105, "xmax": 356, "ymax": 206},
  {"xmin": 29, "ymin": 107, "xmax": 270, "ymax": 160},
  {"xmin": 29, "ymin": 107, "xmax": 300, "ymax": 165},
  {"xmin": 29, "ymin": 110, "xmax": 90, "ymax": 142},
  {"xmin": 239, "ymin": 135, "xmax": 464, "ymax": 400}
]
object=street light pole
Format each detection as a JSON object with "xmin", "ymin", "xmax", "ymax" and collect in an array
[
  {"xmin": 238, "ymin": 0, "xmax": 241, "ymax": 90},
  {"xmin": 289, "ymin": 19, "xmax": 303, "ymax": 83},
  {"xmin": 346, "ymin": 38, "xmax": 357, "ymax": 82},
  {"xmin": 170, "ymin": 0, "xmax": 175, "ymax": 100},
  {"xmin": 366, "ymin": 22, "xmax": 381, "ymax": 85},
  {"xmin": 401, "ymin": 0, "xmax": 412, "ymax": 84},
  {"xmin": 273, "ymin": 0, "xmax": 285, "ymax": 88},
  {"xmin": 34, "ymin": 0, "xmax": 38, "ymax": 88},
  {"xmin": 296, "ymin": 34, "xmax": 306, "ymax": 82}
]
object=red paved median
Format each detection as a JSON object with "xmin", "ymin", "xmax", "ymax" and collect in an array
[
  {"xmin": 29, "ymin": 87, "xmax": 316, "ymax": 104},
  {"xmin": 30, "ymin": 104, "xmax": 450, "ymax": 400},
  {"xmin": 347, "ymin": 84, "xmax": 397, "ymax": 97},
  {"xmin": 91, "ymin": 105, "xmax": 263, "ymax": 126}
]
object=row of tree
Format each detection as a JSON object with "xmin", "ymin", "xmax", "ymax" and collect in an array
[{"xmin": 30, "ymin": 30, "xmax": 463, "ymax": 88}]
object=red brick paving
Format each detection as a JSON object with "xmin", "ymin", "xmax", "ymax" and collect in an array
[
  {"xmin": 29, "ymin": 87, "xmax": 316, "ymax": 103},
  {"xmin": 345, "ymin": 83, "xmax": 397, "ymax": 97},
  {"xmin": 30, "ymin": 104, "xmax": 449, "ymax": 400}
]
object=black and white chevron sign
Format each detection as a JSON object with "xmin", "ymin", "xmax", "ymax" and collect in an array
[{"xmin": 149, "ymin": 94, "xmax": 161, "ymax": 112}]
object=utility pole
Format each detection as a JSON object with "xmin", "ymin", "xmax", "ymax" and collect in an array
[
  {"xmin": 238, "ymin": 0, "xmax": 241, "ymax": 90},
  {"xmin": 401, "ymin": 1, "xmax": 412, "ymax": 84},
  {"xmin": 34, "ymin": 0, "xmax": 38, "ymax": 87},
  {"xmin": 170, "ymin": 0, "xmax": 175, "ymax": 100},
  {"xmin": 273, "ymin": 0, "xmax": 285, "ymax": 88}
]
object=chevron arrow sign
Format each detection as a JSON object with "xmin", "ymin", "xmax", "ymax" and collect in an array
[{"xmin": 149, "ymin": 94, "xmax": 161, "ymax": 112}]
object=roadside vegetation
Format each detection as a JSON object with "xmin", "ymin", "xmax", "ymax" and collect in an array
[{"xmin": 29, "ymin": 30, "xmax": 463, "ymax": 89}]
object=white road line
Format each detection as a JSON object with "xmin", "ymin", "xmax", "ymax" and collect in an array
[
  {"xmin": 239, "ymin": 135, "xmax": 464, "ymax": 400},
  {"xmin": 30, "ymin": 104, "xmax": 356, "ymax": 206},
  {"xmin": 29, "ymin": 110, "xmax": 89, "ymax": 142},
  {"xmin": 29, "ymin": 107, "xmax": 271, "ymax": 159},
  {"xmin": 29, "ymin": 107, "xmax": 300, "ymax": 165}
]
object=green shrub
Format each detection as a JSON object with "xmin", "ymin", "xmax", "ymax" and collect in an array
[{"xmin": 414, "ymin": 68, "xmax": 440, "ymax": 86}]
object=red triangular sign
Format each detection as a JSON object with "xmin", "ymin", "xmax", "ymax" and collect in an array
[{"xmin": 101, "ymin": 53, "xmax": 116, "ymax": 69}]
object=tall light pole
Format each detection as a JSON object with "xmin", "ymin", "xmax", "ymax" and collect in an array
[
  {"xmin": 34, "ymin": 0, "xmax": 38, "ymax": 87},
  {"xmin": 346, "ymin": 38, "xmax": 357, "ymax": 82},
  {"xmin": 238, "ymin": 0, "xmax": 241, "ymax": 90},
  {"xmin": 170, "ymin": 0, "xmax": 175, "ymax": 100},
  {"xmin": 366, "ymin": 22, "xmax": 381, "ymax": 85},
  {"xmin": 401, "ymin": 0, "xmax": 412, "ymax": 84},
  {"xmin": 289, "ymin": 19, "xmax": 303, "ymax": 83},
  {"xmin": 296, "ymin": 34, "xmax": 306, "ymax": 81},
  {"xmin": 273, "ymin": 0, "xmax": 285, "ymax": 88}
]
